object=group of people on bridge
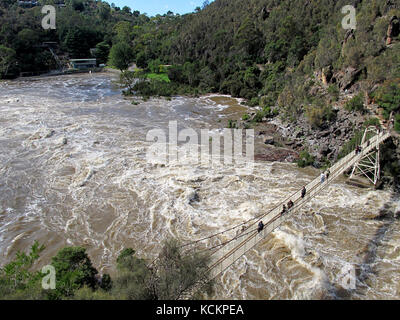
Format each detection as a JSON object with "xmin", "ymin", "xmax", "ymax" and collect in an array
[
  {"xmin": 257, "ymin": 168, "xmax": 332, "ymax": 233},
  {"xmin": 320, "ymin": 169, "xmax": 330, "ymax": 184},
  {"xmin": 256, "ymin": 122, "xmax": 395, "ymax": 236}
]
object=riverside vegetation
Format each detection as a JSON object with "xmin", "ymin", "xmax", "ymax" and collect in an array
[{"xmin": 0, "ymin": 239, "xmax": 212, "ymax": 300}]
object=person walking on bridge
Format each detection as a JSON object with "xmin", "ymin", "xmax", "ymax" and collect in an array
[
  {"xmin": 320, "ymin": 172, "xmax": 325, "ymax": 184},
  {"xmin": 325, "ymin": 169, "xmax": 330, "ymax": 181},
  {"xmin": 258, "ymin": 221, "xmax": 264, "ymax": 233},
  {"xmin": 281, "ymin": 205, "xmax": 287, "ymax": 215},
  {"xmin": 301, "ymin": 186, "xmax": 306, "ymax": 199}
]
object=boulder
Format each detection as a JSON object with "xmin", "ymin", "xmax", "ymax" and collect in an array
[
  {"xmin": 264, "ymin": 136, "xmax": 274, "ymax": 145},
  {"xmin": 318, "ymin": 145, "xmax": 331, "ymax": 157},
  {"xmin": 57, "ymin": 136, "xmax": 67, "ymax": 146},
  {"xmin": 318, "ymin": 130, "xmax": 331, "ymax": 138},
  {"xmin": 44, "ymin": 129, "xmax": 55, "ymax": 139}
]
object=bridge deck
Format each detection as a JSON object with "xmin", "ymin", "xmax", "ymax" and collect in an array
[{"xmin": 206, "ymin": 130, "xmax": 391, "ymax": 279}]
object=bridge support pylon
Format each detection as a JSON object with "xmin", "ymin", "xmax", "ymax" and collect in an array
[{"xmin": 349, "ymin": 126, "xmax": 381, "ymax": 186}]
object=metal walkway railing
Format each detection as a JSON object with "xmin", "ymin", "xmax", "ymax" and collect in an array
[{"xmin": 205, "ymin": 128, "xmax": 391, "ymax": 279}]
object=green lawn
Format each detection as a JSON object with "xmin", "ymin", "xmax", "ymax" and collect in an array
[{"xmin": 146, "ymin": 73, "xmax": 170, "ymax": 83}]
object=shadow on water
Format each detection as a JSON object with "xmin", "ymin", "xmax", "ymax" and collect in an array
[{"xmin": 326, "ymin": 190, "xmax": 399, "ymax": 300}]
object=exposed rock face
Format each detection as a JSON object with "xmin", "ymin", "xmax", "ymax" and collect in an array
[
  {"xmin": 332, "ymin": 67, "xmax": 361, "ymax": 91},
  {"xmin": 341, "ymin": 29, "xmax": 355, "ymax": 56},
  {"xmin": 273, "ymin": 107, "xmax": 366, "ymax": 163},
  {"xmin": 321, "ymin": 66, "xmax": 333, "ymax": 86},
  {"xmin": 255, "ymin": 147, "xmax": 299, "ymax": 162}
]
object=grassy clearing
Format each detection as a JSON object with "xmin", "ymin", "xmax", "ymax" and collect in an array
[{"xmin": 146, "ymin": 73, "xmax": 170, "ymax": 83}]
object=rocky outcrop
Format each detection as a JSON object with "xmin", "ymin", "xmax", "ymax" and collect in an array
[
  {"xmin": 273, "ymin": 107, "xmax": 365, "ymax": 163},
  {"xmin": 255, "ymin": 147, "xmax": 299, "ymax": 162},
  {"xmin": 315, "ymin": 66, "xmax": 333, "ymax": 87},
  {"xmin": 331, "ymin": 67, "xmax": 361, "ymax": 92},
  {"xmin": 263, "ymin": 136, "xmax": 274, "ymax": 145},
  {"xmin": 341, "ymin": 29, "xmax": 355, "ymax": 56}
]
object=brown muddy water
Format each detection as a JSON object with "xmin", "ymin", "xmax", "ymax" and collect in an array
[{"xmin": 0, "ymin": 73, "xmax": 399, "ymax": 299}]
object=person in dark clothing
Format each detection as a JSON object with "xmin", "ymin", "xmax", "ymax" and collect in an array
[
  {"xmin": 301, "ymin": 186, "xmax": 306, "ymax": 198},
  {"xmin": 258, "ymin": 221, "xmax": 264, "ymax": 233},
  {"xmin": 287, "ymin": 200, "xmax": 294, "ymax": 209},
  {"xmin": 325, "ymin": 169, "xmax": 330, "ymax": 181},
  {"xmin": 281, "ymin": 205, "xmax": 287, "ymax": 215}
]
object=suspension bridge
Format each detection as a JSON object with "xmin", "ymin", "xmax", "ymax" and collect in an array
[{"xmin": 175, "ymin": 125, "xmax": 392, "ymax": 296}]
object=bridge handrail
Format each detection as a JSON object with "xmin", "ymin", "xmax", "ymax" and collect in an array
[{"xmin": 206, "ymin": 129, "xmax": 391, "ymax": 278}]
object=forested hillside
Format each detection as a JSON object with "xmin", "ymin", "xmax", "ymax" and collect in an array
[
  {"xmin": 0, "ymin": 0, "xmax": 149, "ymax": 76},
  {"xmin": 128, "ymin": 0, "xmax": 399, "ymax": 129},
  {"xmin": 1, "ymin": 0, "xmax": 400, "ymax": 136}
]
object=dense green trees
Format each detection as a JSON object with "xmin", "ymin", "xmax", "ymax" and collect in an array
[
  {"xmin": 95, "ymin": 41, "xmax": 111, "ymax": 65},
  {"xmin": 0, "ymin": 240, "xmax": 211, "ymax": 300},
  {"xmin": 0, "ymin": 45, "xmax": 16, "ymax": 78},
  {"xmin": 0, "ymin": 241, "xmax": 46, "ymax": 299},
  {"xmin": 108, "ymin": 42, "xmax": 134, "ymax": 71},
  {"xmin": 0, "ymin": 0, "xmax": 148, "ymax": 77},
  {"xmin": 49, "ymin": 247, "xmax": 99, "ymax": 299},
  {"xmin": 372, "ymin": 80, "xmax": 400, "ymax": 119}
]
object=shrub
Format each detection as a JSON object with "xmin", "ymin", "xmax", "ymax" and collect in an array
[
  {"xmin": 0, "ymin": 241, "xmax": 46, "ymax": 299},
  {"xmin": 248, "ymin": 97, "xmax": 259, "ymax": 107},
  {"xmin": 147, "ymin": 73, "xmax": 170, "ymax": 83},
  {"xmin": 148, "ymin": 59, "xmax": 162, "ymax": 74},
  {"xmin": 242, "ymin": 113, "xmax": 250, "ymax": 121},
  {"xmin": 395, "ymin": 114, "xmax": 400, "ymax": 133},
  {"xmin": 228, "ymin": 119, "xmax": 238, "ymax": 128},
  {"xmin": 50, "ymin": 247, "xmax": 99, "ymax": 299},
  {"xmin": 154, "ymin": 238, "xmax": 212, "ymax": 300},
  {"xmin": 327, "ymin": 84, "xmax": 339, "ymax": 101},
  {"xmin": 112, "ymin": 248, "xmax": 155, "ymax": 300},
  {"xmin": 259, "ymin": 95, "xmax": 276, "ymax": 109},
  {"xmin": 253, "ymin": 110, "xmax": 265, "ymax": 123},
  {"xmin": 297, "ymin": 150, "xmax": 315, "ymax": 168},
  {"xmin": 364, "ymin": 117, "xmax": 381, "ymax": 128},
  {"xmin": 344, "ymin": 93, "xmax": 365, "ymax": 113},
  {"xmin": 371, "ymin": 80, "xmax": 400, "ymax": 119},
  {"xmin": 305, "ymin": 104, "xmax": 335, "ymax": 128}
]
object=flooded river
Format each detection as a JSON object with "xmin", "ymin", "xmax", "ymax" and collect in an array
[{"xmin": 0, "ymin": 73, "xmax": 399, "ymax": 299}]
